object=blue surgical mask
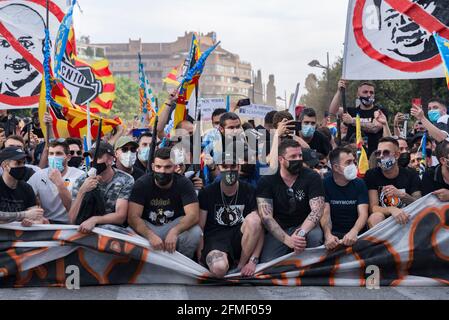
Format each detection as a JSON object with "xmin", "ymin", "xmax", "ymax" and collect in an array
[
  {"xmin": 428, "ymin": 110, "xmax": 441, "ymax": 123},
  {"xmin": 48, "ymin": 156, "xmax": 65, "ymax": 172},
  {"xmin": 138, "ymin": 147, "xmax": 150, "ymax": 162},
  {"xmin": 301, "ymin": 124, "xmax": 316, "ymax": 138}
]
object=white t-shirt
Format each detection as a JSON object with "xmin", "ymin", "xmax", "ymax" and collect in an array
[{"xmin": 27, "ymin": 166, "xmax": 84, "ymax": 223}]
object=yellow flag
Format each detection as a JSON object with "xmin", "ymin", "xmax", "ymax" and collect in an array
[{"xmin": 356, "ymin": 114, "xmax": 369, "ymax": 177}]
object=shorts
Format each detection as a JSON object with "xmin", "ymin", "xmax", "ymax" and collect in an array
[{"xmin": 201, "ymin": 226, "xmax": 243, "ymax": 267}]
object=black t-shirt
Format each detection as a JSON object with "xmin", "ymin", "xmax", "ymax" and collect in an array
[
  {"xmin": 0, "ymin": 176, "xmax": 36, "ymax": 212},
  {"xmin": 364, "ymin": 167, "xmax": 421, "ymax": 209},
  {"xmin": 421, "ymin": 165, "xmax": 449, "ymax": 196},
  {"xmin": 129, "ymin": 173, "xmax": 198, "ymax": 226},
  {"xmin": 324, "ymin": 176, "xmax": 369, "ymax": 235},
  {"xmin": 345, "ymin": 105, "xmax": 388, "ymax": 157},
  {"xmin": 133, "ymin": 159, "xmax": 148, "ymax": 174},
  {"xmin": 199, "ymin": 181, "xmax": 256, "ymax": 236},
  {"xmin": 306, "ymin": 131, "xmax": 332, "ymax": 156},
  {"xmin": 256, "ymin": 168, "xmax": 325, "ymax": 229}
]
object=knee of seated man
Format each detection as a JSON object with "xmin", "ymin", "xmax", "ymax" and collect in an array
[
  {"xmin": 368, "ymin": 212, "xmax": 385, "ymax": 228},
  {"xmin": 207, "ymin": 251, "xmax": 229, "ymax": 277},
  {"xmin": 242, "ymin": 213, "xmax": 262, "ymax": 233},
  {"xmin": 306, "ymin": 226, "xmax": 324, "ymax": 248},
  {"xmin": 179, "ymin": 225, "xmax": 203, "ymax": 244}
]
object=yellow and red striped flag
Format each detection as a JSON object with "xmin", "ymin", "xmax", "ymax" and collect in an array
[
  {"xmin": 356, "ymin": 114, "xmax": 369, "ymax": 177},
  {"xmin": 163, "ymin": 64, "xmax": 182, "ymax": 86}
]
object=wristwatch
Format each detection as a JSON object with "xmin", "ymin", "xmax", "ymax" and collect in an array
[
  {"xmin": 296, "ymin": 229, "xmax": 306, "ymax": 237},
  {"xmin": 250, "ymin": 256, "xmax": 259, "ymax": 265}
]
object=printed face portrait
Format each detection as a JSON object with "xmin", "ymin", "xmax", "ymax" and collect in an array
[
  {"xmin": 375, "ymin": 0, "xmax": 449, "ymax": 62},
  {"xmin": 0, "ymin": 4, "xmax": 45, "ymax": 97}
]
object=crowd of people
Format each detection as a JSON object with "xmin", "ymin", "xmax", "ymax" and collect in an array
[{"xmin": 0, "ymin": 79, "xmax": 448, "ymax": 279}]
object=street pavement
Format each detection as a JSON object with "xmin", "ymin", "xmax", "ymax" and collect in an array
[{"xmin": 1, "ymin": 285, "xmax": 449, "ymax": 300}]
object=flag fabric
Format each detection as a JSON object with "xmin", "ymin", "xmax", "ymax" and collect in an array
[
  {"xmin": 163, "ymin": 64, "xmax": 182, "ymax": 86},
  {"xmin": 434, "ymin": 33, "xmax": 449, "ymax": 89},
  {"xmin": 356, "ymin": 114, "xmax": 369, "ymax": 177},
  {"xmin": 56, "ymin": 22, "xmax": 115, "ymax": 114},
  {"xmin": 1, "ymin": 194, "xmax": 449, "ymax": 287},
  {"xmin": 418, "ymin": 132, "xmax": 427, "ymax": 179},
  {"xmin": 54, "ymin": 0, "xmax": 76, "ymax": 78},
  {"xmin": 138, "ymin": 53, "xmax": 156, "ymax": 127},
  {"xmin": 173, "ymin": 41, "xmax": 220, "ymax": 129},
  {"xmin": 343, "ymin": 0, "xmax": 448, "ymax": 80}
]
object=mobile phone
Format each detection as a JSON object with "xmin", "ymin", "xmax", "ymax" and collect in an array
[
  {"xmin": 293, "ymin": 121, "xmax": 302, "ymax": 132},
  {"xmin": 237, "ymin": 98, "xmax": 251, "ymax": 107},
  {"xmin": 412, "ymin": 98, "xmax": 422, "ymax": 106}
]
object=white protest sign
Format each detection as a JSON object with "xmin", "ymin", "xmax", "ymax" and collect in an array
[
  {"xmin": 199, "ymin": 98, "xmax": 226, "ymax": 121},
  {"xmin": 238, "ymin": 104, "xmax": 275, "ymax": 120}
]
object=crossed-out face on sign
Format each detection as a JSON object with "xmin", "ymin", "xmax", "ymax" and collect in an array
[
  {"xmin": 0, "ymin": 4, "xmax": 45, "ymax": 97},
  {"xmin": 369, "ymin": 0, "xmax": 449, "ymax": 62}
]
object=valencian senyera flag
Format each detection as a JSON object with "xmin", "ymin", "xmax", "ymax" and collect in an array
[
  {"xmin": 54, "ymin": 1, "xmax": 115, "ymax": 114},
  {"xmin": 173, "ymin": 40, "xmax": 219, "ymax": 129},
  {"xmin": 356, "ymin": 114, "xmax": 369, "ymax": 178},
  {"xmin": 39, "ymin": 6, "xmax": 120, "ymax": 140},
  {"xmin": 138, "ymin": 53, "xmax": 156, "ymax": 127},
  {"xmin": 434, "ymin": 32, "xmax": 449, "ymax": 89},
  {"xmin": 163, "ymin": 63, "xmax": 182, "ymax": 87},
  {"xmin": 1, "ymin": 194, "xmax": 449, "ymax": 287}
]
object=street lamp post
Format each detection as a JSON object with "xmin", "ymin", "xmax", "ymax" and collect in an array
[{"xmin": 308, "ymin": 52, "xmax": 331, "ymax": 111}]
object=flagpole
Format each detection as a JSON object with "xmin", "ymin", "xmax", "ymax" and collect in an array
[
  {"xmin": 87, "ymin": 102, "xmax": 92, "ymax": 150},
  {"xmin": 45, "ymin": 0, "xmax": 50, "ymax": 145}
]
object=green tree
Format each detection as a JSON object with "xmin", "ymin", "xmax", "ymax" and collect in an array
[{"xmin": 113, "ymin": 76, "xmax": 140, "ymax": 121}]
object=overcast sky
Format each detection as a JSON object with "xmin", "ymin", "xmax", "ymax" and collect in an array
[{"xmin": 73, "ymin": 0, "xmax": 348, "ymax": 101}]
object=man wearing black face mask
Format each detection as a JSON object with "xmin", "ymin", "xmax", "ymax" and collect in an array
[
  {"xmin": 70, "ymin": 142, "xmax": 134, "ymax": 233},
  {"xmin": 128, "ymin": 147, "xmax": 202, "ymax": 259},
  {"xmin": 197, "ymin": 153, "xmax": 264, "ymax": 278},
  {"xmin": 256, "ymin": 139, "xmax": 325, "ymax": 262},
  {"xmin": 66, "ymin": 138, "xmax": 84, "ymax": 169},
  {"xmin": 0, "ymin": 147, "xmax": 43, "ymax": 225},
  {"xmin": 330, "ymin": 81, "xmax": 388, "ymax": 157},
  {"xmin": 397, "ymin": 137, "xmax": 411, "ymax": 168}
]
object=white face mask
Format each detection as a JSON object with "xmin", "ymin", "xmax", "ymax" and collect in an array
[
  {"xmin": 120, "ymin": 151, "xmax": 137, "ymax": 168},
  {"xmin": 343, "ymin": 163, "xmax": 358, "ymax": 181}
]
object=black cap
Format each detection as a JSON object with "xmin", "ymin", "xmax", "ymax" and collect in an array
[
  {"xmin": 302, "ymin": 148, "xmax": 319, "ymax": 168},
  {"xmin": 88, "ymin": 141, "xmax": 114, "ymax": 158},
  {"xmin": 0, "ymin": 147, "xmax": 27, "ymax": 164}
]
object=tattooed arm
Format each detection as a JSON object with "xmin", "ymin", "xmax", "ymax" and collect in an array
[
  {"xmin": 300, "ymin": 196, "xmax": 325, "ymax": 233},
  {"xmin": 256, "ymin": 197, "xmax": 293, "ymax": 249},
  {"xmin": 0, "ymin": 207, "xmax": 43, "ymax": 224},
  {"xmin": 361, "ymin": 121, "xmax": 383, "ymax": 134}
]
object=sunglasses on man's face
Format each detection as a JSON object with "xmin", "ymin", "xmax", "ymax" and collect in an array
[
  {"xmin": 374, "ymin": 150, "xmax": 391, "ymax": 158},
  {"xmin": 121, "ymin": 146, "xmax": 137, "ymax": 153},
  {"xmin": 69, "ymin": 150, "xmax": 82, "ymax": 156}
]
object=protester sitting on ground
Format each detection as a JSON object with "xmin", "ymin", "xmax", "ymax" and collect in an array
[
  {"xmin": 66, "ymin": 137, "xmax": 84, "ymax": 169},
  {"xmin": 2, "ymin": 134, "xmax": 39, "ymax": 180},
  {"xmin": 421, "ymin": 140, "xmax": 449, "ymax": 201},
  {"xmin": 256, "ymin": 139, "xmax": 325, "ymax": 262},
  {"xmin": 198, "ymin": 151, "xmax": 263, "ymax": 278},
  {"xmin": 114, "ymin": 136, "xmax": 144, "ymax": 181},
  {"xmin": 127, "ymin": 147, "xmax": 202, "ymax": 259},
  {"xmin": 70, "ymin": 141, "xmax": 134, "ymax": 232},
  {"xmin": 27, "ymin": 140, "xmax": 84, "ymax": 224},
  {"xmin": 134, "ymin": 131, "xmax": 154, "ymax": 173},
  {"xmin": 0, "ymin": 147, "xmax": 44, "ymax": 226},
  {"xmin": 321, "ymin": 147, "xmax": 369, "ymax": 250},
  {"xmin": 364, "ymin": 137, "xmax": 421, "ymax": 228}
]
